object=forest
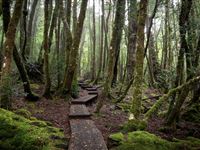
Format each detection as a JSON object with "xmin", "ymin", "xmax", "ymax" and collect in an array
[{"xmin": 0, "ymin": 0, "xmax": 200, "ymax": 149}]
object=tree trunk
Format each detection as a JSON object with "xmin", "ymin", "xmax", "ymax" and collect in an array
[
  {"xmin": 64, "ymin": 0, "xmax": 88, "ymax": 93},
  {"xmin": 0, "ymin": 0, "xmax": 24, "ymax": 109},
  {"xmin": 166, "ymin": 0, "xmax": 193, "ymax": 126},
  {"xmin": 126, "ymin": 0, "xmax": 137, "ymax": 81},
  {"xmin": 43, "ymin": 0, "xmax": 51, "ymax": 98},
  {"xmin": 111, "ymin": 0, "xmax": 126, "ymax": 86},
  {"xmin": 95, "ymin": 0, "xmax": 125, "ymax": 113},
  {"xmin": 25, "ymin": 0, "xmax": 39, "ymax": 58},
  {"xmin": 91, "ymin": 0, "xmax": 96, "ymax": 81},
  {"xmin": 130, "ymin": 0, "xmax": 148, "ymax": 119},
  {"xmin": 93, "ymin": 0, "xmax": 105, "ymax": 84}
]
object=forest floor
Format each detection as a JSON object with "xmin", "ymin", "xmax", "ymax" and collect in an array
[{"xmin": 11, "ymin": 83, "xmax": 200, "ymax": 146}]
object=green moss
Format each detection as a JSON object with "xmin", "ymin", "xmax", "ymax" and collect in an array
[
  {"xmin": 71, "ymin": 80, "xmax": 79, "ymax": 98},
  {"xmin": 182, "ymin": 103, "xmax": 200, "ymax": 123},
  {"xmin": 123, "ymin": 120, "xmax": 147, "ymax": 132},
  {"xmin": 109, "ymin": 132, "xmax": 124, "ymax": 142},
  {"xmin": 30, "ymin": 84, "xmax": 40, "ymax": 90},
  {"xmin": 0, "ymin": 108, "xmax": 68, "ymax": 150},
  {"xmin": 14, "ymin": 109, "xmax": 32, "ymax": 119},
  {"xmin": 117, "ymin": 103, "xmax": 131, "ymax": 112},
  {"xmin": 109, "ymin": 131, "xmax": 200, "ymax": 150}
]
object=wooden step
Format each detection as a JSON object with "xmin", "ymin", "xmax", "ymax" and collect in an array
[
  {"xmin": 69, "ymin": 119, "xmax": 108, "ymax": 150},
  {"xmin": 78, "ymin": 83, "xmax": 88, "ymax": 87},
  {"xmin": 71, "ymin": 95, "xmax": 97, "ymax": 104},
  {"xmin": 86, "ymin": 87, "xmax": 97, "ymax": 91},
  {"xmin": 81, "ymin": 85, "xmax": 93, "ymax": 89},
  {"xmin": 88, "ymin": 91, "xmax": 98, "ymax": 95},
  {"xmin": 69, "ymin": 104, "xmax": 91, "ymax": 118}
]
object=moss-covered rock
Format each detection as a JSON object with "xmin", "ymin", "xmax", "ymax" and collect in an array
[
  {"xmin": 109, "ymin": 131, "xmax": 200, "ymax": 150},
  {"xmin": 14, "ymin": 108, "xmax": 32, "ymax": 119},
  {"xmin": 123, "ymin": 120, "xmax": 147, "ymax": 132},
  {"xmin": 0, "ymin": 108, "xmax": 68, "ymax": 150}
]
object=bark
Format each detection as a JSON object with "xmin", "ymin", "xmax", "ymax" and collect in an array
[
  {"xmin": 56, "ymin": 15, "xmax": 61, "ymax": 88},
  {"xmin": 21, "ymin": 0, "xmax": 28, "ymax": 61},
  {"xmin": 13, "ymin": 46, "xmax": 39, "ymax": 101},
  {"xmin": 102, "ymin": 0, "xmax": 111, "ymax": 76},
  {"xmin": 72, "ymin": 0, "xmax": 77, "ymax": 36},
  {"xmin": 59, "ymin": 0, "xmax": 73, "ymax": 93},
  {"xmin": 43, "ymin": 0, "xmax": 51, "ymax": 98},
  {"xmin": 111, "ymin": 0, "xmax": 126, "ymax": 86},
  {"xmin": 64, "ymin": 0, "xmax": 88, "ymax": 93},
  {"xmin": 48, "ymin": 0, "xmax": 59, "ymax": 49},
  {"xmin": 166, "ymin": 0, "xmax": 193, "ymax": 126},
  {"xmin": 25, "ymin": 0, "xmax": 39, "ymax": 57},
  {"xmin": 167, "ymin": 0, "xmax": 193, "ymax": 118},
  {"xmin": 130, "ymin": 0, "xmax": 148, "ymax": 119},
  {"xmin": 91, "ymin": 0, "xmax": 96, "ymax": 81},
  {"xmin": 95, "ymin": 0, "xmax": 125, "ymax": 113},
  {"xmin": 93, "ymin": 0, "xmax": 105, "ymax": 84},
  {"xmin": 0, "ymin": 0, "xmax": 24, "ymax": 109},
  {"xmin": 126, "ymin": 0, "xmax": 137, "ymax": 81}
]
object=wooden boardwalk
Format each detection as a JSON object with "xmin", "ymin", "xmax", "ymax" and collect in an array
[
  {"xmin": 88, "ymin": 91, "xmax": 98, "ymax": 95},
  {"xmin": 68, "ymin": 83, "xmax": 107, "ymax": 150},
  {"xmin": 69, "ymin": 104, "xmax": 91, "ymax": 118},
  {"xmin": 71, "ymin": 95, "xmax": 97, "ymax": 104},
  {"xmin": 69, "ymin": 119, "xmax": 107, "ymax": 150}
]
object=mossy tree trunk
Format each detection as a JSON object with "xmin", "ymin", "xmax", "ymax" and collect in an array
[
  {"xmin": 95, "ymin": 0, "xmax": 125, "ymax": 113},
  {"xmin": 59, "ymin": 0, "xmax": 73, "ymax": 94},
  {"xmin": 166, "ymin": 0, "xmax": 193, "ymax": 126},
  {"xmin": 93, "ymin": 0, "xmax": 105, "ymax": 84},
  {"xmin": 2, "ymin": 0, "xmax": 37, "ymax": 101},
  {"xmin": 111, "ymin": 0, "xmax": 126, "ymax": 86},
  {"xmin": 20, "ymin": 0, "xmax": 28, "ymax": 62},
  {"xmin": 91, "ymin": 0, "xmax": 96, "ymax": 82},
  {"xmin": 126, "ymin": 0, "xmax": 137, "ymax": 82},
  {"xmin": 43, "ymin": 0, "xmax": 51, "ymax": 98},
  {"xmin": 25, "ymin": 0, "xmax": 39, "ymax": 58},
  {"xmin": 64, "ymin": 0, "xmax": 88, "ymax": 93},
  {"xmin": 145, "ymin": 76, "xmax": 200, "ymax": 120},
  {"xmin": 130, "ymin": 0, "xmax": 148, "ymax": 119},
  {"xmin": 0, "ymin": 0, "xmax": 24, "ymax": 109}
]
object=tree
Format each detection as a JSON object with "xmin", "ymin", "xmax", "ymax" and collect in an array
[
  {"xmin": 95, "ymin": 0, "xmax": 126, "ymax": 113},
  {"xmin": 63, "ymin": 0, "xmax": 88, "ymax": 94},
  {"xmin": 131, "ymin": 0, "xmax": 148, "ymax": 119},
  {"xmin": 126, "ymin": 0, "xmax": 137, "ymax": 81},
  {"xmin": 165, "ymin": 0, "xmax": 193, "ymax": 126},
  {"xmin": 43, "ymin": 0, "xmax": 51, "ymax": 98},
  {"xmin": 0, "ymin": 0, "xmax": 24, "ymax": 108}
]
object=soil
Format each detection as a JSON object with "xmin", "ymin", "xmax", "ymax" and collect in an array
[{"xmin": 11, "ymin": 83, "xmax": 200, "ymax": 146}]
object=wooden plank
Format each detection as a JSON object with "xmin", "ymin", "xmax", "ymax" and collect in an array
[
  {"xmin": 69, "ymin": 104, "xmax": 91, "ymax": 118},
  {"xmin": 86, "ymin": 87, "xmax": 97, "ymax": 91},
  {"xmin": 88, "ymin": 91, "xmax": 98, "ymax": 95},
  {"xmin": 71, "ymin": 95, "xmax": 97, "ymax": 104},
  {"xmin": 81, "ymin": 85, "xmax": 93, "ymax": 89},
  {"xmin": 69, "ymin": 119, "xmax": 108, "ymax": 150},
  {"xmin": 78, "ymin": 83, "xmax": 88, "ymax": 87}
]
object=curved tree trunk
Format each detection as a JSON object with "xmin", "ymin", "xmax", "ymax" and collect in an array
[{"xmin": 0, "ymin": 0, "xmax": 24, "ymax": 109}]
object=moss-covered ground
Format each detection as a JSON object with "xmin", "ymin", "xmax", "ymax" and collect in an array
[
  {"xmin": 0, "ymin": 108, "xmax": 68, "ymax": 150},
  {"xmin": 109, "ymin": 131, "xmax": 200, "ymax": 150}
]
